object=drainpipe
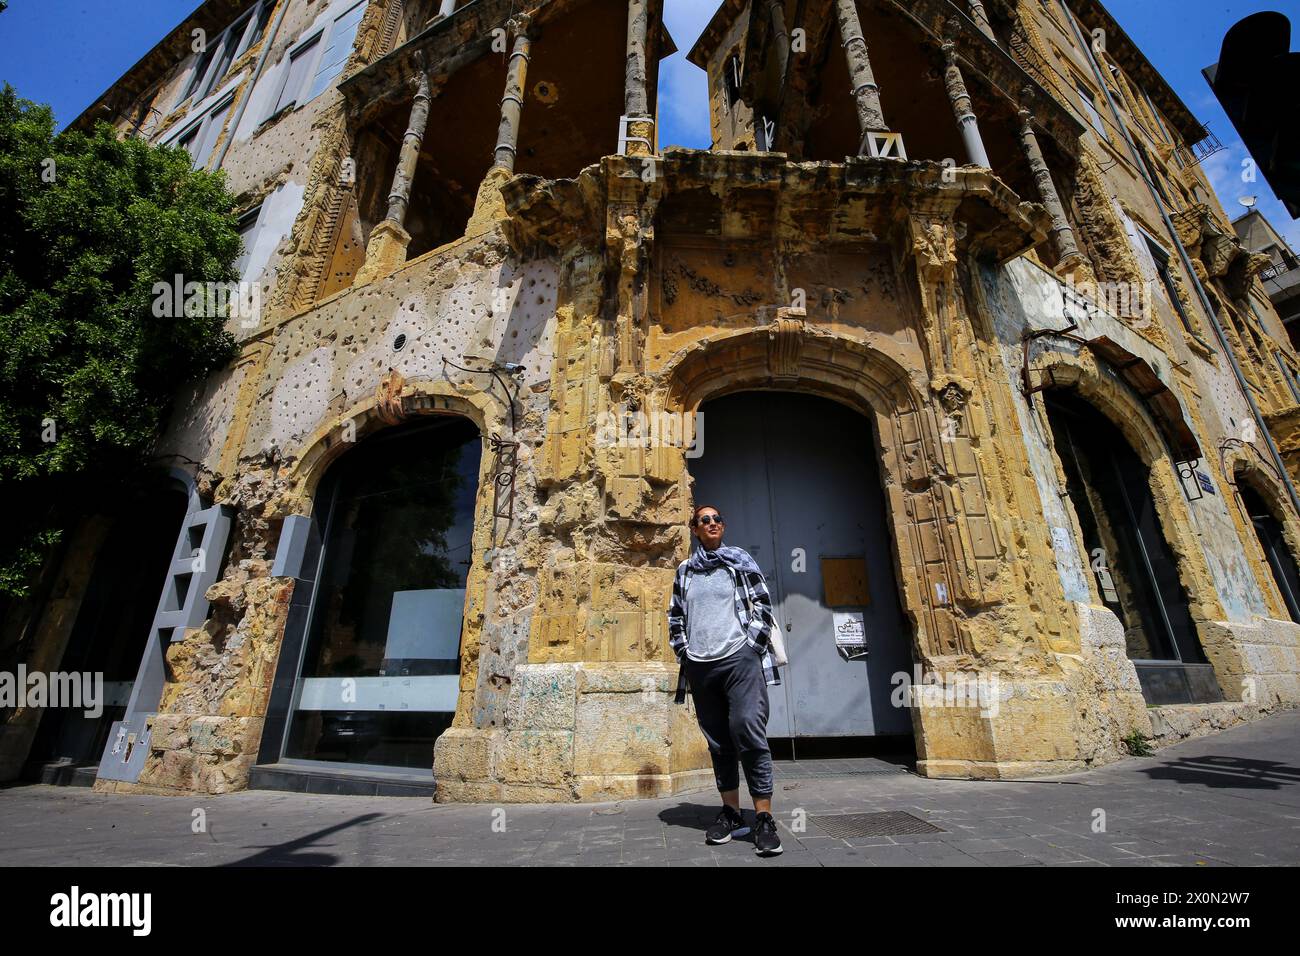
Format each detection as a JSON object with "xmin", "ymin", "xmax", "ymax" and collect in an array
[
  {"xmin": 766, "ymin": 0, "xmax": 791, "ymax": 81},
  {"xmin": 1063, "ymin": 3, "xmax": 1300, "ymax": 517},
  {"xmin": 214, "ymin": 0, "xmax": 291, "ymax": 171}
]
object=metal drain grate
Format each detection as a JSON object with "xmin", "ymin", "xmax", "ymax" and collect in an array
[
  {"xmin": 772, "ymin": 759, "xmax": 911, "ymax": 779},
  {"xmin": 810, "ymin": 811, "xmax": 945, "ymax": 838},
  {"xmin": 774, "ymin": 767, "xmax": 907, "ymax": 778}
]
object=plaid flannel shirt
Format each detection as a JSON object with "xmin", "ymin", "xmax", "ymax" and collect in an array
[{"xmin": 668, "ymin": 558, "xmax": 782, "ymax": 701}]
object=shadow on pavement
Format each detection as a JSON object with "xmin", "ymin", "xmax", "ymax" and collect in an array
[
  {"xmin": 1139, "ymin": 754, "xmax": 1300, "ymax": 790},
  {"xmin": 221, "ymin": 812, "xmax": 386, "ymax": 866}
]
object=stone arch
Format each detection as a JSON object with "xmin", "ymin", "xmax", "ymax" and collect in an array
[
  {"xmin": 658, "ymin": 323, "xmax": 993, "ymax": 664},
  {"xmin": 287, "ymin": 379, "xmax": 502, "ymax": 510},
  {"xmin": 1224, "ymin": 444, "xmax": 1300, "ymax": 622},
  {"xmin": 1032, "ymin": 353, "xmax": 1228, "ymax": 627},
  {"xmin": 273, "ymin": 378, "xmax": 507, "ymax": 737}
]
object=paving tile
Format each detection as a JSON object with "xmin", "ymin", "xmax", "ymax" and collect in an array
[{"xmin": 3, "ymin": 711, "xmax": 1300, "ymax": 867}]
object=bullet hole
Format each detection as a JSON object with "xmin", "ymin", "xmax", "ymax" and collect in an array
[{"xmin": 532, "ymin": 80, "xmax": 559, "ymax": 105}]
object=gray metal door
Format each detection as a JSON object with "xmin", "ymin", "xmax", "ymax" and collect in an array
[{"xmin": 688, "ymin": 391, "xmax": 913, "ymax": 738}]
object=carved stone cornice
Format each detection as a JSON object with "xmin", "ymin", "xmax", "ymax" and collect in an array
[{"xmin": 653, "ymin": 149, "xmax": 1050, "ymax": 265}]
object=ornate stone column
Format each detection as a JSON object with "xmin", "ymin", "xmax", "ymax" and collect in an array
[
  {"xmin": 494, "ymin": 17, "xmax": 533, "ymax": 173},
  {"xmin": 966, "ymin": 0, "xmax": 997, "ymax": 42},
  {"xmin": 942, "ymin": 41, "xmax": 990, "ymax": 167},
  {"xmin": 622, "ymin": 0, "xmax": 653, "ymax": 156},
  {"xmin": 384, "ymin": 70, "xmax": 432, "ymax": 229},
  {"xmin": 469, "ymin": 16, "xmax": 533, "ymax": 231},
  {"xmin": 834, "ymin": 0, "xmax": 887, "ymax": 141},
  {"xmin": 355, "ymin": 68, "xmax": 432, "ymax": 285},
  {"xmin": 1018, "ymin": 106, "xmax": 1084, "ymax": 272}
]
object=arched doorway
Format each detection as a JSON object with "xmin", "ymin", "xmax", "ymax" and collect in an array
[
  {"xmin": 686, "ymin": 391, "xmax": 915, "ymax": 747},
  {"xmin": 23, "ymin": 475, "xmax": 190, "ymax": 784},
  {"xmin": 1044, "ymin": 389, "xmax": 1221, "ymax": 704},
  {"xmin": 1236, "ymin": 476, "xmax": 1300, "ymax": 623},
  {"xmin": 275, "ymin": 415, "xmax": 482, "ymax": 772}
]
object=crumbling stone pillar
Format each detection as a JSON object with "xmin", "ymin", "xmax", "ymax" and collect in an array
[
  {"xmin": 1017, "ymin": 107, "xmax": 1084, "ymax": 273},
  {"xmin": 942, "ymin": 42, "xmax": 990, "ymax": 168},
  {"xmin": 966, "ymin": 0, "xmax": 997, "ymax": 42},
  {"xmin": 384, "ymin": 70, "xmax": 432, "ymax": 229},
  {"xmin": 766, "ymin": 0, "xmax": 791, "ymax": 83},
  {"xmin": 834, "ymin": 0, "xmax": 887, "ymax": 144},
  {"xmin": 622, "ymin": 0, "xmax": 653, "ymax": 156},
  {"xmin": 469, "ymin": 16, "xmax": 533, "ymax": 230},
  {"xmin": 355, "ymin": 69, "xmax": 432, "ymax": 285},
  {"xmin": 493, "ymin": 20, "xmax": 532, "ymax": 174}
]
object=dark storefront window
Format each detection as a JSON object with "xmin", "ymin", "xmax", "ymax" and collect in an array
[
  {"xmin": 1238, "ymin": 480, "xmax": 1300, "ymax": 624},
  {"xmin": 1045, "ymin": 390, "xmax": 1220, "ymax": 704},
  {"xmin": 284, "ymin": 417, "xmax": 481, "ymax": 770}
]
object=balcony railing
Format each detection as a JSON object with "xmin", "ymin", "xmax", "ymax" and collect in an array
[
  {"xmin": 1174, "ymin": 124, "xmax": 1225, "ymax": 168},
  {"xmin": 1262, "ymin": 260, "xmax": 1292, "ymax": 282}
]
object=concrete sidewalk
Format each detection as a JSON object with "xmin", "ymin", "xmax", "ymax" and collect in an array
[{"xmin": 2, "ymin": 710, "xmax": 1299, "ymax": 866}]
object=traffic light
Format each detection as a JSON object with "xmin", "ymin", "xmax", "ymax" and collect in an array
[{"xmin": 1204, "ymin": 11, "xmax": 1300, "ymax": 218}]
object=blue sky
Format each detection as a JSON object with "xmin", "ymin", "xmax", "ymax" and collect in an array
[{"xmin": 1, "ymin": 0, "xmax": 1296, "ymax": 243}]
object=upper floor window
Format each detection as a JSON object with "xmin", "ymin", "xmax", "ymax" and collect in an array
[
  {"xmin": 178, "ymin": 1, "xmax": 277, "ymax": 107},
  {"xmin": 1075, "ymin": 80, "xmax": 1110, "ymax": 142},
  {"xmin": 1137, "ymin": 84, "xmax": 1172, "ymax": 143},
  {"xmin": 265, "ymin": 0, "xmax": 366, "ymax": 120},
  {"xmin": 233, "ymin": 204, "xmax": 264, "ymax": 282},
  {"xmin": 169, "ymin": 93, "xmax": 235, "ymax": 170},
  {"xmin": 1141, "ymin": 232, "xmax": 1197, "ymax": 338},
  {"xmin": 1133, "ymin": 141, "xmax": 1170, "ymax": 205},
  {"xmin": 271, "ymin": 33, "xmax": 322, "ymax": 115},
  {"xmin": 723, "ymin": 53, "xmax": 743, "ymax": 109}
]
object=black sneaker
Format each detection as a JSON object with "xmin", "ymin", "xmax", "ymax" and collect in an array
[
  {"xmin": 705, "ymin": 805, "xmax": 750, "ymax": 844},
  {"xmin": 753, "ymin": 812, "xmax": 783, "ymax": 856}
]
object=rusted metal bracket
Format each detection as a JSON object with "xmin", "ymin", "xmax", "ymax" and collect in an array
[
  {"xmin": 489, "ymin": 433, "xmax": 519, "ymax": 521},
  {"xmin": 1175, "ymin": 457, "xmax": 1208, "ymax": 501}
]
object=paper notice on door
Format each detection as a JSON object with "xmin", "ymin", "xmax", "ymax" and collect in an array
[{"xmin": 833, "ymin": 611, "xmax": 867, "ymax": 649}]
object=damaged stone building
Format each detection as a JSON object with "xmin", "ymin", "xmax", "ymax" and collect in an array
[{"xmin": 4, "ymin": 0, "xmax": 1300, "ymax": 801}]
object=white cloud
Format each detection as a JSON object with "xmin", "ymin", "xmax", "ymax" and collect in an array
[{"xmin": 1201, "ymin": 137, "xmax": 1300, "ymax": 249}]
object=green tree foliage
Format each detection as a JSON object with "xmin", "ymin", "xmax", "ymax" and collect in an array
[{"xmin": 0, "ymin": 85, "xmax": 240, "ymax": 596}]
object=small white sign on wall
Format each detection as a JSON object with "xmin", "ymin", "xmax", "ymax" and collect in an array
[{"xmin": 833, "ymin": 611, "xmax": 867, "ymax": 649}]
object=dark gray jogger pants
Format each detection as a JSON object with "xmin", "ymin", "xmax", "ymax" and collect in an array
[{"xmin": 683, "ymin": 646, "xmax": 773, "ymax": 798}]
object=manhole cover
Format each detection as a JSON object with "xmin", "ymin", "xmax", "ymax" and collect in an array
[{"xmin": 810, "ymin": 811, "xmax": 945, "ymax": 838}]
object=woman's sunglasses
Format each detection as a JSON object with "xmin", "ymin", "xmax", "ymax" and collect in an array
[{"xmin": 693, "ymin": 514, "xmax": 724, "ymax": 526}]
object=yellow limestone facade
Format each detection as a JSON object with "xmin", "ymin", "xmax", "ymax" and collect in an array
[{"xmin": 5, "ymin": 0, "xmax": 1300, "ymax": 800}]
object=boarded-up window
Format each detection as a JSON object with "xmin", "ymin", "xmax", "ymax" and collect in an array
[
  {"xmin": 274, "ymin": 34, "xmax": 321, "ymax": 114},
  {"xmin": 308, "ymin": 1, "xmax": 367, "ymax": 101}
]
